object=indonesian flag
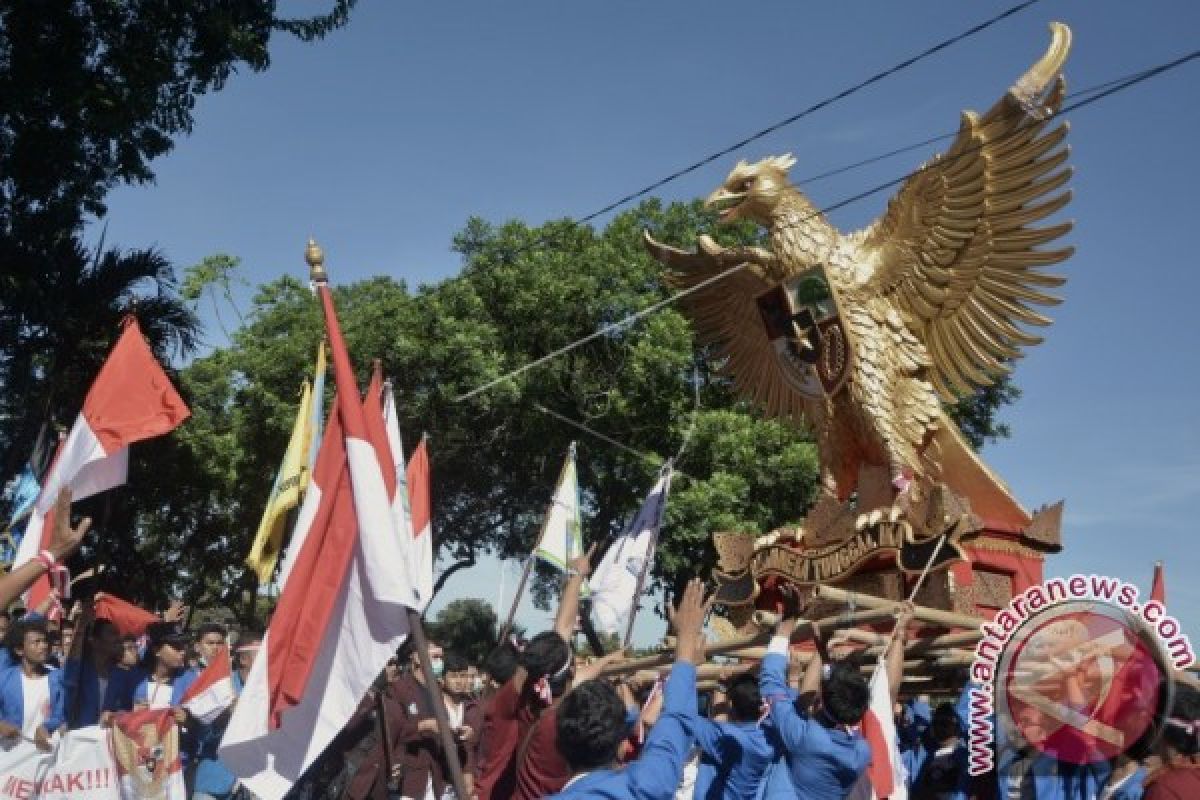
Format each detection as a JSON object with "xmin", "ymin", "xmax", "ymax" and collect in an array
[
  {"xmin": 12, "ymin": 318, "xmax": 189, "ymax": 608},
  {"xmin": 848, "ymin": 662, "xmax": 908, "ymax": 800},
  {"xmin": 406, "ymin": 436, "xmax": 435, "ymax": 611},
  {"xmin": 1151, "ymin": 561, "xmax": 1166, "ymax": 605},
  {"xmin": 220, "ymin": 281, "xmax": 413, "ymax": 799},
  {"xmin": 183, "ymin": 646, "xmax": 236, "ymax": 724},
  {"xmin": 94, "ymin": 592, "xmax": 159, "ymax": 637}
]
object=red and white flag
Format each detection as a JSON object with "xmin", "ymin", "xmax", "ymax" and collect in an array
[
  {"xmin": 12, "ymin": 318, "xmax": 189, "ymax": 608},
  {"xmin": 1151, "ymin": 561, "xmax": 1166, "ymax": 605},
  {"xmin": 406, "ymin": 436, "xmax": 435, "ymax": 611},
  {"xmin": 182, "ymin": 646, "xmax": 236, "ymax": 724},
  {"xmin": 220, "ymin": 281, "xmax": 414, "ymax": 800},
  {"xmin": 848, "ymin": 662, "xmax": 908, "ymax": 800}
]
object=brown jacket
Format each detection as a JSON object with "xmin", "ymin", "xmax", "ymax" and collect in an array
[
  {"xmin": 397, "ymin": 679, "xmax": 483, "ymax": 799},
  {"xmin": 342, "ymin": 677, "xmax": 421, "ymax": 800}
]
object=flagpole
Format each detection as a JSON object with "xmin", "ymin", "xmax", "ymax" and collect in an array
[
  {"xmin": 621, "ymin": 463, "xmax": 672, "ymax": 650},
  {"xmin": 498, "ymin": 556, "xmax": 534, "ymax": 646},
  {"xmin": 408, "ymin": 609, "xmax": 471, "ymax": 800}
]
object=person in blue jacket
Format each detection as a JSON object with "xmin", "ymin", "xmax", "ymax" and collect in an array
[
  {"xmin": 758, "ymin": 592, "xmax": 873, "ymax": 800},
  {"xmin": 909, "ymin": 702, "xmax": 970, "ymax": 800},
  {"xmin": 61, "ymin": 606, "xmax": 144, "ymax": 728},
  {"xmin": 693, "ymin": 673, "xmax": 776, "ymax": 799},
  {"xmin": 133, "ymin": 622, "xmax": 198, "ymax": 710},
  {"xmin": 0, "ymin": 617, "xmax": 66, "ymax": 750},
  {"xmin": 548, "ymin": 577, "xmax": 708, "ymax": 800}
]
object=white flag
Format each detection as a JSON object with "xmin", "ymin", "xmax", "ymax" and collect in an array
[
  {"xmin": 533, "ymin": 445, "xmax": 584, "ymax": 571},
  {"xmin": 588, "ymin": 466, "xmax": 673, "ymax": 635}
]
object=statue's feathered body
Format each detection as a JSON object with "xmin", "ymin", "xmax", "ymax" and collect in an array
[{"xmin": 646, "ymin": 23, "xmax": 1074, "ymax": 542}]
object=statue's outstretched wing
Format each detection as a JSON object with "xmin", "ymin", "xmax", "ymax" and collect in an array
[
  {"xmin": 859, "ymin": 22, "xmax": 1073, "ymax": 400},
  {"xmin": 643, "ymin": 232, "xmax": 814, "ymax": 422}
]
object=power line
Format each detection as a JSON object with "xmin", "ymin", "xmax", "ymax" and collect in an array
[
  {"xmin": 576, "ymin": 0, "xmax": 1041, "ymax": 224},
  {"xmin": 449, "ymin": 2, "xmax": 1040, "ymax": 276},
  {"xmin": 455, "ymin": 49, "xmax": 1198, "ymax": 404}
]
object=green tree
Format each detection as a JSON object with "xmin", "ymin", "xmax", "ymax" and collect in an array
[
  {"xmin": 0, "ymin": 1, "xmax": 358, "ymax": 475},
  {"xmin": 427, "ymin": 599, "xmax": 499, "ymax": 665}
]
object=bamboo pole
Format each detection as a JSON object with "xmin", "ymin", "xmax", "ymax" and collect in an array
[
  {"xmin": 597, "ymin": 606, "xmax": 895, "ymax": 678},
  {"xmin": 811, "ymin": 585, "xmax": 982, "ymax": 630}
]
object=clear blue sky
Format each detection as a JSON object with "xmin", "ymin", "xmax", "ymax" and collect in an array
[{"xmin": 88, "ymin": 1, "xmax": 1200, "ymax": 647}]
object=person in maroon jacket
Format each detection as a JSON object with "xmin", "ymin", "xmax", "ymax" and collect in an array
[
  {"xmin": 396, "ymin": 652, "xmax": 484, "ymax": 800},
  {"xmin": 1143, "ymin": 681, "xmax": 1200, "ymax": 800},
  {"xmin": 475, "ymin": 547, "xmax": 594, "ymax": 800},
  {"xmin": 511, "ymin": 648, "xmax": 629, "ymax": 800}
]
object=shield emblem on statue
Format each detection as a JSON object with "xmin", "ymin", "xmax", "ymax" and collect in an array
[{"xmin": 756, "ymin": 281, "xmax": 851, "ymax": 398}]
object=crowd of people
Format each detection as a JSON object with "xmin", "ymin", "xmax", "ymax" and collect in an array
[{"xmin": 0, "ymin": 490, "xmax": 1196, "ymax": 800}]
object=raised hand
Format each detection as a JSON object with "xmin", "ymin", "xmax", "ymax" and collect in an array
[
  {"xmin": 568, "ymin": 542, "xmax": 599, "ymax": 580},
  {"xmin": 672, "ymin": 578, "xmax": 711, "ymax": 666},
  {"xmin": 48, "ymin": 488, "xmax": 91, "ymax": 561}
]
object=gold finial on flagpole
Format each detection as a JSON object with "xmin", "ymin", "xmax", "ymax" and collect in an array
[{"xmin": 306, "ymin": 238, "xmax": 327, "ymax": 284}]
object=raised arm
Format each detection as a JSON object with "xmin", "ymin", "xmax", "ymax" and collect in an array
[
  {"xmin": 762, "ymin": 588, "xmax": 817, "ymax": 753},
  {"xmin": 553, "ymin": 544, "xmax": 596, "ymax": 640},
  {"xmin": 624, "ymin": 578, "xmax": 708, "ymax": 800},
  {"xmin": 0, "ymin": 489, "xmax": 90, "ymax": 612}
]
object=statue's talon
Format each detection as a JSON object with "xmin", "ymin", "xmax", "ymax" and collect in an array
[{"xmin": 888, "ymin": 506, "xmax": 903, "ymax": 523}]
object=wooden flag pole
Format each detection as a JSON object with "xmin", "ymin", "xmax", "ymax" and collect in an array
[
  {"xmin": 408, "ymin": 608, "xmax": 470, "ymax": 800},
  {"xmin": 498, "ymin": 556, "xmax": 534, "ymax": 646}
]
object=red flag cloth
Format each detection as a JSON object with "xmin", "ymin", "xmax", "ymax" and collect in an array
[
  {"xmin": 860, "ymin": 708, "xmax": 896, "ymax": 799},
  {"xmin": 14, "ymin": 318, "xmax": 190, "ymax": 609},
  {"xmin": 79, "ymin": 317, "xmax": 191, "ymax": 452},
  {"xmin": 407, "ymin": 437, "xmax": 435, "ymax": 608},
  {"xmin": 1151, "ymin": 562, "xmax": 1166, "ymax": 605},
  {"xmin": 94, "ymin": 593, "xmax": 160, "ymax": 637}
]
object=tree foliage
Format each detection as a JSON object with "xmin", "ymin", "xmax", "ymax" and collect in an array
[{"xmin": 426, "ymin": 599, "xmax": 499, "ymax": 665}]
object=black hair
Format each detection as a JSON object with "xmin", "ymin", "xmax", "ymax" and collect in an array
[
  {"xmin": 519, "ymin": 631, "xmax": 570, "ymax": 682},
  {"xmin": 931, "ymin": 702, "xmax": 961, "ymax": 742},
  {"xmin": 238, "ymin": 628, "xmax": 264, "ymax": 644},
  {"xmin": 90, "ymin": 619, "xmax": 117, "ymax": 639},
  {"xmin": 727, "ymin": 674, "xmax": 762, "ymax": 722},
  {"xmin": 1162, "ymin": 682, "xmax": 1200, "ymax": 757},
  {"xmin": 443, "ymin": 651, "xmax": 470, "ymax": 675},
  {"xmin": 6, "ymin": 617, "xmax": 48, "ymax": 656},
  {"xmin": 197, "ymin": 622, "xmax": 227, "ymax": 639},
  {"xmin": 822, "ymin": 661, "xmax": 870, "ymax": 726},
  {"xmin": 556, "ymin": 680, "xmax": 627, "ymax": 771},
  {"xmin": 0, "ymin": 610, "xmax": 10, "ymax": 621},
  {"xmin": 484, "ymin": 643, "xmax": 519, "ymax": 684},
  {"xmin": 60, "ymin": 619, "xmax": 75, "ymax": 631}
]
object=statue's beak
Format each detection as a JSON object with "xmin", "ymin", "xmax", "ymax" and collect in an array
[{"xmin": 704, "ymin": 187, "xmax": 746, "ymax": 221}]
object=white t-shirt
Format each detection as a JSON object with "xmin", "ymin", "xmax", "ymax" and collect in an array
[
  {"xmin": 20, "ymin": 673, "xmax": 51, "ymax": 738},
  {"xmin": 146, "ymin": 680, "xmax": 173, "ymax": 710}
]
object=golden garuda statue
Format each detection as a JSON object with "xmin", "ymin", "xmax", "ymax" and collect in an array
[{"xmin": 646, "ymin": 23, "xmax": 1074, "ymax": 551}]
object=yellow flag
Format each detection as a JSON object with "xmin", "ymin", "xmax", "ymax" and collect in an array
[{"xmin": 245, "ymin": 378, "xmax": 316, "ymax": 584}]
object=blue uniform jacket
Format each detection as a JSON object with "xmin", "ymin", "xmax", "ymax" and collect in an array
[
  {"xmin": 61, "ymin": 657, "xmax": 143, "ymax": 728},
  {"xmin": 693, "ymin": 718, "xmax": 775, "ymax": 800},
  {"xmin": 0, "ymin": 664, "xmax": 66, "ymax": 734},
  {"xmin": 759, "ymin": 648, "xmax": 870, "ymax": 800},
  {"xmin": 133, "ymin": 668, "xmax": 199, "ymax": 708},
  {"xmin": 549, "ymin": 661, "xmax": 698, "ymax": 800}
]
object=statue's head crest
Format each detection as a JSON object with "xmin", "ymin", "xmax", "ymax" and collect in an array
[{"xmin": 709, "ymin": 153, "xmax": 800, "ymax": 224}]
